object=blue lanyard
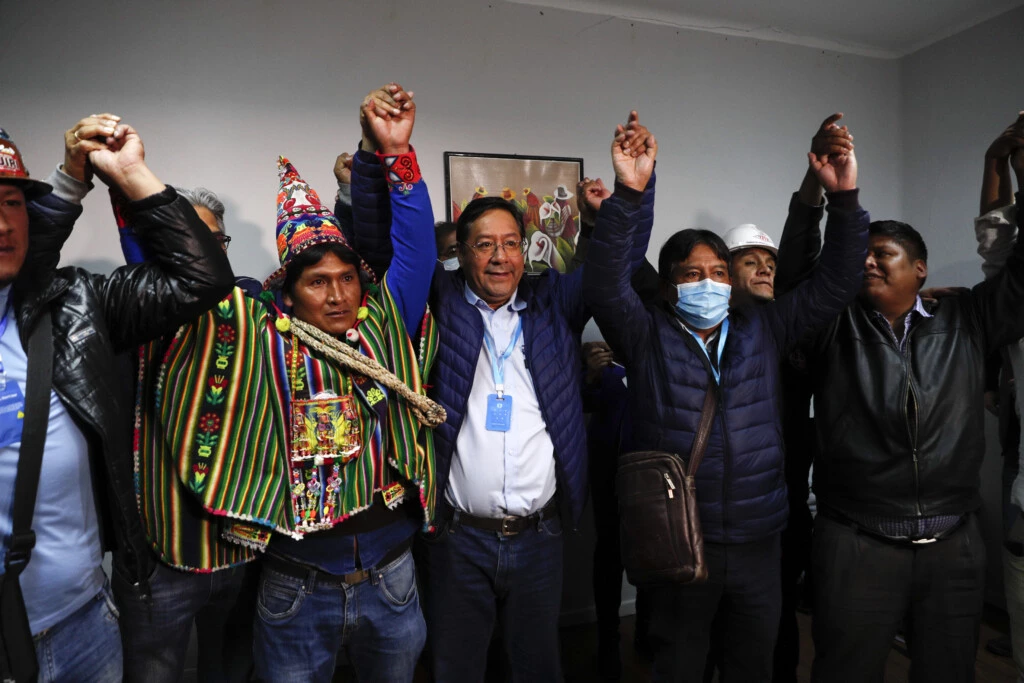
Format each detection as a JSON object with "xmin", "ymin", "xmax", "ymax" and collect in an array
[
  {"xmin": 0, "ymin": 299, "xmax": 11, "ymax": 392},
  {"xmin": 482, "ymin": 317, "xmax": 523, "ymax": 399},
  {"xmin": 683, "ymin": 317, "xmax": 729, "ymax": 385}
]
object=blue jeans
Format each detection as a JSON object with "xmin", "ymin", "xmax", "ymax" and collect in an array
[
  {"xmin": 419, "ymin": 512, "xmax": 564, "ymax": 683},
  {"xmin": 34, "ymin": 582, "xmax": 122, "ymax": 683},
  {"xmin": 253, "ymin": 547, "xmax": 425, "ymax": 683},
  {"xmin": 112, "ymin": 557, "xmax": 258, "ymax": 683}
]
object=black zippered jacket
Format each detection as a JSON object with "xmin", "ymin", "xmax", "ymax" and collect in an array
[
  {"xmin": 16, "ymin": 185, "xmax": 234, "ymax": 588},
  {"xmin": 790, "ymin": 192, "xmax": 1024, "ymax": 519}
]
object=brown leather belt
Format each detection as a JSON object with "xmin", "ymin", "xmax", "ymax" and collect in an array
[
  {"xmin": 264, "ymin": 539, "xmax": 410, "ymax": 586},
  {"xmin": 448, "ymin": 501, "xmax": 558, "ymax": 536}
]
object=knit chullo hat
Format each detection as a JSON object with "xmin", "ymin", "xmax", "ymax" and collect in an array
[
  {"xmin": 0, "ymin": 128, "xmax": 52, "ymax": 200},
  {"xmin": 263, "ymin": 156, "xmax": 373, "ymax": 290}
]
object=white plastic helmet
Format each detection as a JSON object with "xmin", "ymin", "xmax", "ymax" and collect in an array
[{"xmin": 723, "ymin": 223, "xmax": 778, "ymax": 255}]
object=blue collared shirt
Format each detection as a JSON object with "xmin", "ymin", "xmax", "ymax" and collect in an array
[
  {"xmin": 446, "ymin": 285, "xmax": 558, "ymax": 518},
  {"xmin": 0, "ymin": 285, "xmax": 104, "ymax": 634}
]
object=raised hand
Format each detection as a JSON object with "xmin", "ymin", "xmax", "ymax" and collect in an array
[
  {"xmin": 611, "ymin": 111, "xmax": 657, "ymax": 192},
  {"xmin": 359, "ymin": 83, "xmax": 404, "ymax": 152},
  {"xmin": 63, "ymin": 113, "xmax": 122, "ymax": 183},
  {"xmin": 88, "ymin": 123, "xmax": 164, "ymax": 200},
  {"xmin": 811, "ymin": 113, "xmax": 854, "ymax": 158},
  {"xmin": 576, "ymin": 177, "xmax": 612, "ymax": 225},
  {"xmin": 985, "ymin": 111, "xmax": 1024, "ymax": 160},
  {"xmin": 334, "ymin": 152, "xmax": 353, "ymax": 184},
  {"xmin": 807, "ymin": 113, "xmax": 857, "ymax": 193},
  {"xmin": 361, "ymin": 82, "xmax": 415, "ymax": 155}
]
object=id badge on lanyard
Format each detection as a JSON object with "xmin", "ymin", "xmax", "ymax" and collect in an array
[
  {"xmin": 0, "ymin": 301, "xmax": 23, "ymax": 449},
  {"xmin": 483, "ymin": 317, "xmax": 522, "ymax": 433}
]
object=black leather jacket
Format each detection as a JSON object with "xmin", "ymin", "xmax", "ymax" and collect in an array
[
  {"xmin": 17, "ymin": 185, "xmax": 235, "ymax": 589},
  {"xmin": 800, "ymin": 193, "xmax": 1024, "ymax": 519}
]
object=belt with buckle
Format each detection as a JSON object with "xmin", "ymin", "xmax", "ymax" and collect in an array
[
  {"xmin": 820, "ymin": 508, "xmax": 966, "ymax": 546},
  {"xmin": 449, "ymin": 502, "xmax": 558, "ymax": 536},
  {"xmin": 264, "ymin": 539, "xmax": 410, "ymax": 586}
]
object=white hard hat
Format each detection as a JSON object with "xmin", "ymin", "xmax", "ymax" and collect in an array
[{"xmin": 723, "ymin": 224, "xmax": 778, "ymax": 256}]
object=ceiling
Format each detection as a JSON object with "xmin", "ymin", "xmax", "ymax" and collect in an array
[{"xmin": 505, "ymin": 0, "xmax": 1024, "ymax": 58}]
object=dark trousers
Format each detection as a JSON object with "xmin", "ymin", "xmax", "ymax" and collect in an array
[
  {"xmin": 811, "ymin": 513, "xmax": 986, "ymax": 683},
  {"xmin": 648, "ymin": 534, "xmax": 782, "ymax": 683},
  {"xmin": 591, "ymin": 448, "xmax": 652, "ymax": 650},
  {"xmin": 420, "ymin": 511, "xmax": 565, "ymax": 683},
  {"xmin": 774, "ymin": 500, "xmax": 813, "ymax": 683},
  {"xmin": 113, "ymin": 558, "xmax": 259, "ymax": 683}
]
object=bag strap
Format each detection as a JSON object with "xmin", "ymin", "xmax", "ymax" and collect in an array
[
  {"xmin": 4, "ymin": 308, "xmax": 53, "ymax": 578},
  {"xmin": 685, "ymin": 383, "xmax": 718, "ymax": 478}
]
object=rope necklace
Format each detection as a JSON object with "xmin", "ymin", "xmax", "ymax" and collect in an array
[{"xmin": 286, "ymin": 317, "xmax": 447, "ymax": 428}]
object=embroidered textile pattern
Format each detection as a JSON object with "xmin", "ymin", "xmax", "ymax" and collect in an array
[
  {"xmin": 288, "ymin": 316, "xmax": 446, "ymax": 428},
  {"xmin": 149, "ymin": 274, "xmax": 440, "ymax": 546},
  {"xmin": 264, "ymin": 156, "xmax": 375, "ymax": 289},
  {"xmin": 377, "ymin": 148, "xmax": 422, "ymax": 194},
  {"xmin": 134, "ymin": 288, "xmax": 260, "ymax": 570}
]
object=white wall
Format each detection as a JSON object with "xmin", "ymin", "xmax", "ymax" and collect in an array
[
  {"xmin": 900, "ymin": 4, "xmax": 1024, "ymax": 606},
  {"xmin": 3, "ymin": 0, "xmax": 902, "ymax": 281}
]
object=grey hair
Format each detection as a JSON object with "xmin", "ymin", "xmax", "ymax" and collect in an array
[{"xmin": 177, "ymin": 186, "xmax": 226, "ymax": 234}]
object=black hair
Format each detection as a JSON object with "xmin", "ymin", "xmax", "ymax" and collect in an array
[
  {"xmin": 282, "ymin": 242, "xmax": 365, "ymax": 296},
  {"xmin": 657, "ymin": 229, "xmax": 731, "ymax": 280},
  {"xmin": 434, "ymin": 221, "xmax": 457, "ymax": 254},
  {"xmin": 455, "ymin": 197, "xmax": 525, "ymax": 245},
  {"xmin": 869, "ymin": 220, "xmax": 929, "ymax": 264}
]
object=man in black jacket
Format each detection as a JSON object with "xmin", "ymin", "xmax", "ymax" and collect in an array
[
  {"xmin": 776, "ymin": 129, "xmax": 1024, "ymax": 682},
  {"xmin": 0, "ymin": 116, "xmax": 233, "ymax": 681}
]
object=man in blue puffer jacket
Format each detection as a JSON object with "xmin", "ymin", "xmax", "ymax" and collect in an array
[
  {"xmin": 584, "ymin": 128, "xmax": 869, "ymax": 682},
  {"xmin": 347, "ymin": 106, "xmax": 655, "ymax": 682}
]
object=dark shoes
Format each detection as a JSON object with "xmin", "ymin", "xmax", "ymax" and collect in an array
[{"xmin": 986, "ymin": 635, "xmax": 1013, "ymax": 658}]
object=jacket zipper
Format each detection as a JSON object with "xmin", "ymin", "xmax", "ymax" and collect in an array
[
  {"xmin": 900, "ymin": 333, "xmax": 923, "ymax": 517},
  {"xmin": 677, "ymin": 323, "xmax": 726, "ymax": 537},
  {"xmin": 54, "ymin": 384, "xmax": 144, "ymax": 588},
  {"xmin": 718, "ymin": 393, "xmax": 730, "ymax": 538}
]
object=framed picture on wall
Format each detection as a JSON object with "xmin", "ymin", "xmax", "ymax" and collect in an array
[{"xmin": 444, "ymin": 152, "xmax": 584, "ymax": 274}]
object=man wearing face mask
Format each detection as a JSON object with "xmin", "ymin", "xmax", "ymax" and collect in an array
[
  {"xmin": 583, "ymin": 134, "xmax": 868, "ymax": 682},
  {"xmin": 436, "ymin": 221, "xmax": 459, "ymax": 271}
]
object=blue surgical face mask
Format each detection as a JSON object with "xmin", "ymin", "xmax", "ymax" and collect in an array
[
  {"xmin": 440, "ymin": 257, "xmax": 460, "ymax": 271},
  {"xmin": 674, "ymin": 278, "xmax": 732, "ymax": 329}
]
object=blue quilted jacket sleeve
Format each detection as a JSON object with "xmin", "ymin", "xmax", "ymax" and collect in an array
[
  {"xmin": 350, "ymin": 150, "xmax": 394, "ymax": 281},
  {"xmin": 630, "ymin": 171, "xmax": 656, "ymax": 270},
  {"xmin": 581, "ymin": 184, "xmax": 649, "ymax": 365},
  {"xmin": 334, "ymin": 193, "xmax": 355, "ymax": 245},
  {"xmin": 23, "ymin": 190, "xmax": 84, "ymax": 286}
]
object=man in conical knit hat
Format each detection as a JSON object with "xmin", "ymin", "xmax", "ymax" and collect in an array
[
  {"xmin": 64, "ymin": 86, "xmax": 439, "ymax": 683},
  {"xmin": 0, "ymin": 116, "xmax": 233, "ymax": 682}
]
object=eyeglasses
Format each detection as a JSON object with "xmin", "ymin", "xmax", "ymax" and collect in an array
[
  {"xmin": 461, "ymin": 238, "xmax": 528, "ymax": 258},
  {"xmin": 213, "ymin": 234, "xmax": 232, "ymax": 248},
  {"xmin": 438, "ymin": 245, "xmax": 459, "ymax": 260}
]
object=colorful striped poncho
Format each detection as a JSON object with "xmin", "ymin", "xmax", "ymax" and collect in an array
[{"xmin": 134, "ymin": 278, "xmax": 438, "ymax": 571}]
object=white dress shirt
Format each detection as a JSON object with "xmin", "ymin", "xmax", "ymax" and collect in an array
[{"xmin": 445, "ymin": 285, "xmax": 558, "ymax": 517}]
